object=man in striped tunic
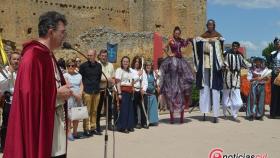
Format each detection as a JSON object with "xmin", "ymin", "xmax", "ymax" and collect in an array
[{"xmin": 222, "ymin": 41, "xmax": 251, "ymax": 122}]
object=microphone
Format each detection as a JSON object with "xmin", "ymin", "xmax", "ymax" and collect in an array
[
  {"xmin": 62, "ymin": 42, "xmax": 88, "ymax": 60},
  {"xmin": 62, "ymin": 42, "xmax": 73, "ymax": 49}
]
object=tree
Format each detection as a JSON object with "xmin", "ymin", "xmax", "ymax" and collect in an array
[{"xmin": 262, "ymin": 42, "xmax": 275, "ymax": 67}]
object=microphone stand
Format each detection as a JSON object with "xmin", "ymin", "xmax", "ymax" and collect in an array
[
  {"xmin": 66, "ymin": 45, "xmax": 88, "ymax": 60},
  {"xmin": 62, "ymin": 43, "xmax": 111, "ymax": 158},
  {"xmin": 101, "ymin": 71, "xmax": 109, "ymax": 158}
]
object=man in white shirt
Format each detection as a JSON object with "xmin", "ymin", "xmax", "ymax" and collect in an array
[{"xmin": 97, "ymin": 49, "xmax": 115, "ymax": 132}]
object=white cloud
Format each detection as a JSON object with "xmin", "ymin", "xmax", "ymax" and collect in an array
[
  {"xmin": 210, "ymin": 0, "xmax": 280, "ymax": 9},
  {"xmin": 239, "ymin": 40, "xmax": 272, "ymax": 57},
  {"xmin": 240, "ymin": 41, "xmax": 258, "ymax": 51}
]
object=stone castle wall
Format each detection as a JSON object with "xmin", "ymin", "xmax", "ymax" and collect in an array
[{"xmin": 0, "ymin": 0, "xmax": 207, "ymax": 62}]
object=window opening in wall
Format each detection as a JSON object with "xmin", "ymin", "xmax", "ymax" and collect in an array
[
  {"xmin": 27, "ymin": 28, "xmax": 32, "ymax": 34},
  {"xmin": 155, "ymin": 24, "xmax": 162, "ymax": 28}
]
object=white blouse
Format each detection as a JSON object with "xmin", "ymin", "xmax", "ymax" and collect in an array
[
  {"xmin": 115, "ymin": 68, "xmax": 135, "ymax": 86},
  {"xmin": 0, "ymin": 66, "xmax": 17, "ymax": 95}
]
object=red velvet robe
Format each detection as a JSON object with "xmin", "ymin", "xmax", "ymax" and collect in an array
[{"xmin": 3, "ymin": 40, "xmax": 67, "ymax": 158}]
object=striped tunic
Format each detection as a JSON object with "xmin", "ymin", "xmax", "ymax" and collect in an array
[{"xmin": 223, "ymin": 52, "xmax": 251, "ymax": 89}]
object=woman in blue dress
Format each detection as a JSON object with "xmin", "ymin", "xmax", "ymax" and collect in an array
[{"xmin": 143, "ymin": 59, "xmax": 159, "ymax": 126}]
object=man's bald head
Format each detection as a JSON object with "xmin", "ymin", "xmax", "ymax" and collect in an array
[{"xmin": 87, "ymin": 49, "xmax": 97, "ymax": 62}]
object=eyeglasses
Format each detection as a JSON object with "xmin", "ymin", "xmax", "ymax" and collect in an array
[{"xmin": 67, "ymin": 65, "xmax": 76, "ymax": 68}]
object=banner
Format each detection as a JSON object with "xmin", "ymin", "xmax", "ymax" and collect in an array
[
  {"xmin": 107, "ymin": 42, "xmax": 118, "ymax": 63},
  {"xmin": 153, "ymin": 32, "xmax": 163, "ymax": 70}
]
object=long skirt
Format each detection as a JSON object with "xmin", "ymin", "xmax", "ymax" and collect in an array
[
  {"xmin": 117, "ymin": 92, "xmax": 135, "ymax": 130},
  {"xmin": 247, "ymin": 83, "xmax": 265, "ymax": 118},
  {"xmin": 145, "ymin": 94, "xmax": 159, "ymax": 124},
  {"xmin": 270, "ymin": 76, "xmax": 280, "ymax": 117},
  {"xmin": 133, "ymin": 91, "xmax": 147, "ymax": 126},
  {"xmin": 160, "ymin": 56, "xmax": 194, "ymax": 113}
]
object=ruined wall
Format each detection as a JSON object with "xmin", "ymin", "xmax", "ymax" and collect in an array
[
  {"xmin": 56, "ymin": 27, "xmax": 168, "ymax": 68},
  {"xmin": 0, "ymin": 0, "xmax": 206, "ymax": 60}
]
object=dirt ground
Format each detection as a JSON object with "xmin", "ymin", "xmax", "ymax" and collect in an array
[
  {"xmin": 66, "ymin": 107, "xmax": 279, "ymax": 158},
  {"xmin": 0, "ymin": 107, "xmax": 278, "ymax": 158}
]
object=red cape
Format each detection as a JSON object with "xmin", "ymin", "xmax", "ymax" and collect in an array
[{"xmin": 3, "ymin": 40, "xmax": 66, "ymax": 158}]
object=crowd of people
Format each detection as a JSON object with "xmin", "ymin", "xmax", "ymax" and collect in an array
[
  {"xmin": 57, "ymin": 50, "xmax": 161, "ymax": 135},
  {"xmin": 0, "ymin": 11, "xmax": 279, "ymax": 158}
]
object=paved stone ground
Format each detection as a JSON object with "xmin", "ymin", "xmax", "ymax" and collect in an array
[{"xmin": 1, "ymin": 107, "xmax": 279, "ymax": 158}]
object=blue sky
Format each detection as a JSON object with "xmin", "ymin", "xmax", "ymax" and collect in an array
[{"xmin": 207, "ymin": 0, "xmax": 280, "ymax": 57}]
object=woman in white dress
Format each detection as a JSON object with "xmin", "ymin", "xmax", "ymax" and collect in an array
[{"xmin": 64, "ymin": 59, "xmax": 83, "ymax": 140}]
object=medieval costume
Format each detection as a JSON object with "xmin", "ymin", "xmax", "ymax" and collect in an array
[
  {"xmin": 3, "ymin": 41, "xmax": 67, "ymax": 158},
  {"xmin": 247, "ymin": 57, "xmax": 270, "ymax": 120},
  {"xmin": 222, "ymin": 48, "xmax": 251, "ymax": 121},
  {"xmin": 269, "ymin": 38, "xmax": 280, "ymax": 118},
  {"xmin": 160, "ymin": 37, "xmax": 194, "ymax": 123},
  {"xmin": 115, "ymin": 67, "xmax": 136, "ymax": 133},
  {"xmin": 131, "ymin": 58, "xmax": 148, "ymax": 129},
  {"xmin": 143, "ymin": 61, "xmax": 159, "ymax": 126},
  {"xmin": 0, "ymin": 66, "xmax": 17, "ymax": 152},
  {"xmin": 192, "ymin": 25, "xmax": 224, "ymax": 123}
]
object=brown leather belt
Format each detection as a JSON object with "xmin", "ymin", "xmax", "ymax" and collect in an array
[{"xmin": 121, "ymin": 86, "xmax": 133, "ymax": 93}]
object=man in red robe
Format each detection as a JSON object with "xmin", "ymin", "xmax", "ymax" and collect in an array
[{"xmin": 3, "ymin": 11, "xmax": 72, "ymax": 158}]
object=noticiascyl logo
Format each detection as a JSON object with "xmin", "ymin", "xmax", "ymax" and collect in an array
[{"xmin": 209, "ymin": 148, "xmax": 223, "ymax": 158}]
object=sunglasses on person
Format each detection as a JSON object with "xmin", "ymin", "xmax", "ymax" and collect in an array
[{"xmin": 67, "ymin": 64, "xmax": 76, "ymax": 68}]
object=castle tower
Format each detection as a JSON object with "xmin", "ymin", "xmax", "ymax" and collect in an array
[{"xmin": 140, "ymin": 0, "xmax": 207, "ymax": 37}]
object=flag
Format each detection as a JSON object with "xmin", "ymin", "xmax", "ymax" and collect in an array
[
  {"xmin": 107, "ymin": 42, "xmax": 118, "ymax": 63},
  {"xmin": 153, "ymin": 32, "xmax": 163, "ymax": 70},
  {"xmin": 0, "ymin": 35, "xmax": 8, "ymax": 65}
]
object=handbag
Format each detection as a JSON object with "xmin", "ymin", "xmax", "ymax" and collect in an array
[
  {"xmin": 69, "ymin": 105, "xmax": 89, "ymax": 120},
  {"xmin": 274, "ymin": 73, "xmax": 280, "ymax": 86}
]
